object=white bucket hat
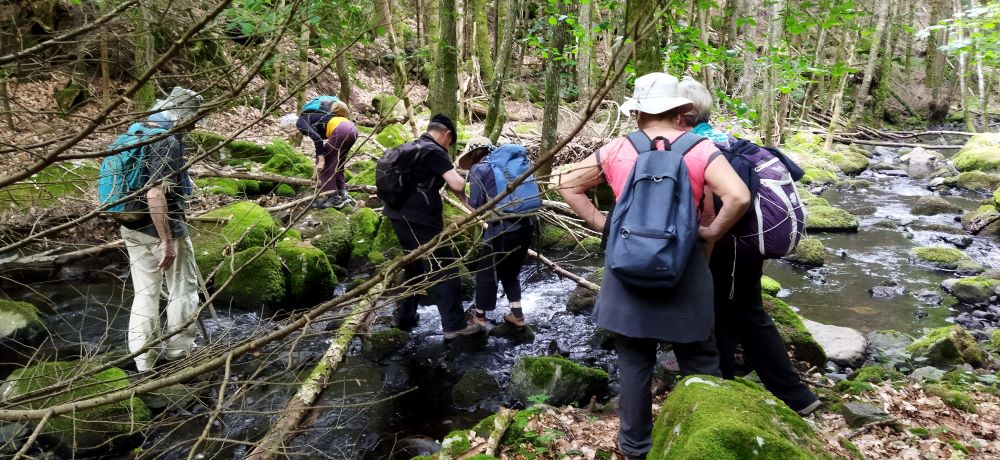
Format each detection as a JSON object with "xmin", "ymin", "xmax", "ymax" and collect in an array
[{"xmin": 619, "ymin": 72, "xmax": 694, "ymax": 116}]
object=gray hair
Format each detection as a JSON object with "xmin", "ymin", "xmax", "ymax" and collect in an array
[{"xmin": 676, "ymin": 77, "xmax": 713, "ymax": 126}]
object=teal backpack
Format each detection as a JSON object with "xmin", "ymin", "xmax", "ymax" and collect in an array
[
  {"xmin": 301, "ymin": 95, "xmax": 339, "ymax": 114},
  {"xmin": 97, "ymin": 123, "xmax": 167, "ymax": 224}
]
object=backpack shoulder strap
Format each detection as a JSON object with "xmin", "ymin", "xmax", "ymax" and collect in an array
[
  {"xmin": 668, "ymin": 132, "xmax": 707, "ymax": 157},
  {"xmin": 626, "ymin": 130, "xmax": 653, "ymax": 153}
]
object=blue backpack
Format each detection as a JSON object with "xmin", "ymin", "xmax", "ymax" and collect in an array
[
  {"xmin": 301, "ymin": 95, "xmax": 339, "ymax": 114},
  {"xmin": 97, "ymin": 123, "xmax": 167, "ymax": 224},
  {"xmin": 486, "ymin": 144, "xmax": 542, "ymax": 214},
  {"xmin": 605, "ymin": 131, "xmax": 706, "ymax": 289}
]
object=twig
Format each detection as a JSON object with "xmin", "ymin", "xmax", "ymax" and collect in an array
[
  {"xmin": 187, "ymin": 353, "xmax": 232, "ymax": 459},
  {"xmin": 847, "ymin": 417, "xmax": 898, "ymax": 440},
  {"xmin": 12, "ymin": 411, "xmax": 51, "ymax": 460}
]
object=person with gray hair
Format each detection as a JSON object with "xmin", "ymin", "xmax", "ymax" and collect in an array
[
  {"xmin": 122, "ymin": 86, "xmax": 204, "ymax": 372},
  {"xmin": 676, "ymin": 77, "xmax": 822, "ymax": 416}
]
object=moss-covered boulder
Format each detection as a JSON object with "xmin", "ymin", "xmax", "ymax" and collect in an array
[
  {"xmin": 805, "ymin": 206, "xmax": 859, "ymax": 232},
  {"xmin": 537, "ymin": 223, "xmax": 573, "ymax": 250},
  {"xmin": 961, "ymin": 205, "xmax": 1000, "ymax": 238},
  {"xmin": 451, "ymin": 369, "xmax": 501, "ymax": 409},
  {"xmin": 956, "ymin": 171, "xmax": 1000, "ymax": 193},
  {"xmin": 299, "ymin": 208, "xmax": 353, "ymax": 265},
  {"xmin": 0, "ymin": 160, "xmax": 99, "ymax": 213},
  {"xmin": 274, "ymin": 240, "xmax": 336, "ymax": 305},
  {"xmin": 214, "ymin": 247, "xmax": 286, "ymax": 310},
  {"xmin": 372, "ymin": 94, "xmax": 406, "ymax": 120},
  {"xmin": 906, "ymin": 325, "xmax": 988, "ymax": 369},
  {"xmin": 648, "ymin": 376, "xmax": 832, "ymax": 460},
  {"xmin": 762, "ymin": 295, "xmax": 827, "ymax": 368},
  {"xmin": 911, "ymin": 246, "xmax": 971, "ymax": 270},
  {"xmin": 926, "ymin": 383, "xmax": 977, "ymax": 413},
  {"xmin": 565, "ymin": 268, "xmax": 604, "ymax": 314},
  {"xmin": 346, "ymin": 159, "xmax": 377, "ymax": 187},
  {"xmin": 761, "ymin": 276, "xmax": 781, "ymax": 296},
  {"xmin": 952, "ymin": 132, "xmax": 1000, "ymax": 172},
  {"xmin": 0, "ymin": 361, "xmax": 150, "ymax": 454},
  {"xmin": 911, "ymin": 196, "xmax": 963, "ymax": 216},
  {"xmin": 0, "ymin": 299, "xmax": 42, "ymax": 344},
  {"xmin": 782, "ymin": 132, "xmax": 842, "ymax": 184},
  {"xmin": 194, "ymin": 177, "xmax": 242, "ymax": 196},
  {"xmin": 349, "ymin": 207, "xmax": 381, "ymax": 265},
  {"xmin": 994, "ymin": 185, "xmax": 1000, "ymax": 207},
  {"xmin": 362, "ymin": 327, "xmax": 409, "ymax": 362},
  {"xmin": 262, "ymin": 140, "xmax": 314, "ymax": 179},
  {"xmin": 867, "ymin": 330, "xmax": 915, "ymax": 369},
  {"xmin": 509, "ymin": 356, "xmax": 609, "ymax": 407},
  {"xmin": 949, "ymin": 276, "xmax": 1000, "ymax": 305},
  {"xmin": 372, "ymin": 215, "xmax": 402, "ymax": 261},
  {"xmin": 188, "ymin": 130, "xmax": 271, "ymax": 161},
  {"xmin": 820, "ymin": 147, "xmax": 869, "ymax": 176},
  {"xmin": 191, "ymin": 201, "xmax": 281, "ymax": 274},
  {"xmin": 784, "ymin": 237, "xmax": 825, "ymax": 267},
  {"xmin": 374, "ymin": 122, "xmax": 410, "ymax": 149},
  {"xmin": 576, "ymin": 236, "xmax": 602, "ymax": 253}
]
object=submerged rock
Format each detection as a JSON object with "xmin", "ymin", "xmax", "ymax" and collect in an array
[
  {"xmin": 648, "ymin": 376, "xmax": 832, "ymax": 459},
  {"xmin": 784, "ymin": 237, "xmax": 825, "ymax": 267},
  {"xmin": 952, "ymin": 132, "xmax": 1000, "ymax": 172},
  {"xmin": 805, "ymin": 206, "xmax": 859, "ymax": 232},
  {"xmin": 910, "ymin": 246, "xmax": 971, "ymax": 270},
  {"xmin": 0, "ymin": 361, "xmax": 150, "ymax": 455},
  {"xmin": 910, "ymin": 195, "xmax": 962, "ymax": 216},
  {"xmin": 451, "ymin": 369, "xmax": 501, "ymax": 410},
  {"xmin": 900, "ymin": 146, "xmax": 943, "ymax": 166},
  {"xmin": 762, "ymin": 295, "xmax": 827, "ymax": 368},
  {"xmin": 362, "ymin": 328, "xmax": 409, "ymax": 362},
  {"xmin": 509, "ymin": 356, "xmax": 609, "ymax": 407},
  {"xmin": 802, "ymin": 319, "xmax": 867, "ymax": 368},
  {"xmin": 906, "ymin": 325, "xmax": 988, "ymax": 369}
]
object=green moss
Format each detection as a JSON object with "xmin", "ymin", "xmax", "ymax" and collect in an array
[
  {"xmin": 906, "ymin": 325, "xmax": 988, "ymax": 369},
  {"xmin": 993, "ymin": 185, "xmax": 1000, "ymax": 207},
  {"xmin": 0, "ymin": 160, "xmax": 99, "ymax": 212},
  {"xmin": 948, "ymin": 439, "xmax": 970, "ymax": 454},
  {"xmin": 214, "ymin": 247, "xmax": 286, "ymax": 310},
  {"xmin": 801, "ymin": 168, "xmax": 840, "ymax": 185},
  {"xmin": 577, "ymin": 236, "xmax": 602, "ymax": 253},
  {"xmin": 961, "ymin": 205, "xmax": 1000, "ymax": 237},
  {"xmin": 274, "ymin": 240, "xmax": 336, "ymax": 304},
  {"xmin": 761, "ymin": 276, "xmax": 781, "ymax": 296},
  {"xmin": 274, "ymin": 183, "xmax": 297, "ymax": 197},
  {"xmin": 187, "ymin": 130, "xmax": 227, "ymax": 156},
  {"xmin": 649, "ymin": 376, "xmax": 832, "ymax": 459},
  {"xmin": 282, "ymin": 228, "xmax": 302, "ymax": 241},
  {"xmin": 311, "ymin": 208, "xmax": 353, "ymax": 264},
  {"xmin": 820, "ymin": 148, "xmax": 869, "ymax": 176},
  {"xmin": 909, "ymin": 427, "xmax": 930, "ymax": 437},
  {"xmin": 956, "ymin": 171, "xmax": 1000, "ymax": 193},
  {"xmin": 374, "ymin": 122, "xmax": 410, "ymax": 149},
  {"xmin": 566, "ymin": 268, "xmax": 604, "ymax": 313},
  {"xmin": 510, "ymin": 356, "xmax": 609, "ymax": 406},
  {"xmin": 853, "ymin": 365, "xmax": 905, "ymax": 383},
  {"xmin": 262, "ymin": 140, "xmax": 314, "ymax": 180},
  {"xmin": 785, "ymin": 132, "xmax": 824, "ymax": 151},
  {"xmin": 372, "ymin": 217, "xmax": 401, "ymax": 260},
  {"xmin": 239, "ymin": 179, "xmax": 261, "ymax": 195},
  {"xmin": 195, "ymin": 177, "xmax": 243, "ymax": 196},
  {"xmin": 537, "ymin": 224, "xmax": 572, "ymax": 250},
  {"xmin": 911, "ymin": 196, "xmax": 963, "ymax": 216},
  {"xmin": 362, "ymin": 327, "xmax": 409, "ymax": 362},
  {"xmin": 346, "ymin": 160, "xmax": 377, "ymax": 187},
  {"xmin": 440, "ymin": 429, "xmax": 473, "ymax": 457},
  {"xmin": 191, "ymin": 201, "xmax": 280, "ymax": 274},
  {"xmin": 835, "ymin": 380, "xmax": 875, "ymax": 395},
  {"xmin": 802, "ymin": 196, "xmax": 830, "ymax": 207},
  {"xmin": 806, "ymin": 206, "xmax": 859, "ymax": 232},
  {"xmin": 762, "ymin": 295, "xmax": 827, "ymax": 367},
  {"xmin": 911, "ymin": 246, "xmax": 970, "ymax": 269},
  {"xmin": 0, "ymin": 299, "xmax": 41, "ymax": 339},
  {"xmin": 0, "ymin": 361, "xmax": 150, "ymax": 453},
  {"xmin": 952, "ymin": 132, "xmax": 1000, "ymax": 172},
  {"xmin": 838, "ymin": 437, "xmax": 866, "ymax": 460},
  {"xmin": 951, "ymin": 276, "xmax": 1000, "ymax": 304},
  {"xmin": 786, "ymin": 237, "xmax": 825, "ymax": 267},
  {"xmin": 926, "ymin": 384, "xmax": 977, "ymax": 413},
  {"xmin": 372, "ymin": 94, "xmax": 405, "ymax": 119},
  {"xmin": 992, "ymin": 330, "xmax": 1000, "ymax": 351},
  {"xmin": 349, "ymin": 207, "xmax": 380, "ymax": 265}
]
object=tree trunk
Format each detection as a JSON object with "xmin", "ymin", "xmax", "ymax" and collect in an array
[
  {"xmin": 697, "ymin": 3, "xmax": 713, "ymax": 89},
  {"xmin": 539, "ymin": 15, "xmax": 567, "ymax": 180},
  {"xmin": 0, "ymin": 71, "xmax": 13, "ymax": 131},
  {"xmin": 430, "ymin": 0, "xmax": 460, "ymax": 151},
  {"xmin": 415, "ymin": 0, "xmax": 425, "ymax": 47},
  {"xmin": 483, "ymin": 0, "xmax": 522, "ymax": 142},
  {"xmin": 761, "ymin": 0, "xmax": 785, "ymax": 145},
  {"xmin": 902, "ymin": 0, "xmax": 917, "ymax": 78},
  {"xmin": 975, "ymin": 48, "xmax": 988, "ymax": 132},
  {"xmin": 426, "ymin": 0, "xmax": 439, "ymax": 51},
  {"xmin": 134, "ymin": 3, "xmax": 157, "ymax": 110},
  {"xmin": 577, "ymin": 0, "xmax": 595, "ymax": 103},
  {"xmin": 296, "ymin": 23, "xmax": 310, "ymax": 112},
  {"xmin": 797, "ymin": 23, "xmax": 827, "ymax": 123},
  {"xmin": 336, "ymin": 48, "xmax": 352, "ymax": 103},
  {"xmin": 100, "ymin": 28, "xmax": 111, "ymax": 102},
  {"xmin": 466, "ymin": 0, "xmax": 494, "ymax": 86},
  {"xmin": 874, "ymin": 0, "xmax": 900, "ymax": 121},
  {"xmin": 381, "ymin": 0, "xmax": 419, "ymax": 136},
  {"xmin": 955, "ymin": 0, "xmax": 974, "ymax": 132},
  {"xmin": 847, "ymin": 0, "xmax": 890, "ymax": 128},
  {"xmin": 626, "ymin": 0, "xmax": 664, "ymax": 75},
  {"xmin": 825, "ymin": 33, "xmax": 857, "ymax": 151},
  {"xmin": 722, "ymin": 0, "xmax": 740, "ymax": 91},
  {"xmin": 926, "ymin": 0, "xmax": 951, "ymax": 122}
]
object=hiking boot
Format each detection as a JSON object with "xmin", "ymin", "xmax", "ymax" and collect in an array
[
  {"xmin": 503, "ymin": 312, "xmax": 526, "ymax": 328},
  {"xmin": 443, "ymin": 322, "xmax": 484, "ymax": 340},
  {"xmin": 392, "ymin": 312, "xmax": 420, "ymax": 332},
  {"xmin": 326, "ymin": 195, "xmax": 348, "ymax": 209},
  {"xmin": 796, "ymin": 399, "xmax": 823, "ymax": 416},
  {"xmin": 467, "ymin": 309, "xmax": 488, "ymax": 327}
]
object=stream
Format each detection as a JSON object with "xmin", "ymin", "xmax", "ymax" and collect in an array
[{"xmin": 2, "ymin": 136, "xmax": 999, "ymax": 459}]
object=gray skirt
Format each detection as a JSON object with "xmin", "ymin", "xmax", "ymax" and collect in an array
[{"xmin": 593, "ymin": 245, "xmax": 714, "ymax": 343}]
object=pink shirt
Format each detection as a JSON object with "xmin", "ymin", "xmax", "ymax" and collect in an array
[{"xmin": 597, "ymin": 131, "xmax": 717, "ymax": 205}]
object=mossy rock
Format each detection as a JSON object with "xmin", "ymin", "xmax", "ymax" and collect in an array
[
  {"xmin": 961, "ymin": 205, "xmax": 1000, "ymax": 238},
  {"xmin": 952, "ymin": 132, "xmax": 1000, "ymax": 172},
  {"xmin": 345, "ymin": 159, "xmax": 377, "ymax": 187},
  {"xmin": 566, "ymin": 268, "xmax": 604, "ymax": 314},
  {"xmin": 195, "ymin": 177, "xmax": 243, "ymax": 196},
  {"xmin": 848, "ymin": 365, "xmax": 904, "ymax": 384},
  {"xmin": 214, "ymin": 247, "xmax": 286, "ymax": 311},
  {"xmin": 911, "ymin": 246, "xmax": 970, "ymax": 270},
  {"xmin": 648, "ymin": 376, "xmax": 832, "ymax": 459},
  {"xmin": 0, "ymin": 361, "xmax": 149, "ymax": 454},
  {"xmin": 442, "ymin": 201, "xmax": 481, "ymax": 255},
  {"xmin": 262, "ymin": 140, "xmax": 314, "ymax": 179},
  {"xmin": 372, "ymin": 94, "xmax": 406, "ymax": 120},
  {"xmin": 994, "ymin": 185, "xmax": 1000, "ymax": 207},
  {"xmin": 191, "ymin": 201, "xmax": 281, "ymax": 275},
  {"xmin": 761, "ymin": 276, "xmax": 781, "ymax": 297},
  {"xmin": 451, "ymin": 369, "xmax": 501, "ymax": 409},
  {"xmin": 925, "ymin": 384, "xmax": 977, "ymax": 412},
  {"xmin": 956, "ymin": 171, "xmax": 1000, "ymax": 193},
  {"xmin": 950, "ymin": 276, "xmax": 1000, "ymax": 305},
  {"xmin": 805, "ymin": 206, "xmax": 859, "ymax": 232},
  {"xmin": 374, "ymin": 122, "xmax": 410, "ymax": 149},
  {"xmin": 0, "ymin": 160, "xmax": 99, "ymax": 213},
  {"xmin": 509, "ymin": 356, "xmax": 609, "ymax": 407},
  {"xmin": 762, "ymin": 295, "xmax": 827, "ymax": 368},
  {"xmin": 576, "ymin": 236, "xmax": 602, "ymax": 253},
  {"xmin": 305, "ymin": 208, "xmax": 353, "ymax": 265},
  {"xmin": 0, "ymin": 299, "xmax": 42, "ymax": 343},
  {"xmin": 782, "ymin": 134, "xmax": 841, "ymax": 185},
  {"xmin": 274, "ymin": 240, "xmax": 336, "ymax": 305},
  {"xmin": 537, "ymin": 223, "xmax": 573, "ymax": 250},
  {"xmin": 349, "ymin": 207, "xmax": 380, "ymax": 265},
  {"xmin": 785, "ymin": 132, "xmax": 823, "ymax": 151},
  {"xmin": 906, "ymin": 325, "xmax": 988, "ymax": 369},
  {"xmin": 362, "ymin": 328, "xmax": 409, "ymax": 362},
  {"xmin": 802, "ymin": 196, "xmax": 830, "ymax": 207},
  {"xmin": 784, "ymin": 237, "xmax": 825, "ymax": 267},
  {"xmin": 911, "ymin": 195, "xmax": 962, "ymax": 216},
  {"xmin": 372, "ymin": 216, "xmax": 402, "ymax": 261},
  {"xmin": 820, "ymin": 148, "xmax": 869, "ymax": 176}
]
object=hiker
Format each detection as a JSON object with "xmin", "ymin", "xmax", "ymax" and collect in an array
[
  {"xmin": 458, "ymin": 138, "xmax": 540, "ymax": 328},
  {"xmin": 378, "ymin": 115, "xmax": 483, "ymax": 339},
  {"xmin": 109, "ymin": 87, "xmax": 204, "ymax": 372},
  {"xmin": 556, "ymin": 73, "xmax": 750, "ymax": 460},
  {"xmin": 676, "ymin": 76, "xmax": 821, "ymax": 415},
  {"xmin": 296, "ymin": 95, "xmax": 357, "ymax": 209}
]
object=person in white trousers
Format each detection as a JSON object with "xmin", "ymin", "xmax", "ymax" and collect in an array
[{"xmin": 122, "ymin": 87, "xmax": 203, "ymax": 372}]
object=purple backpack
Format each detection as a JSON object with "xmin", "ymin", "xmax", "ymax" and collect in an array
[{"xmin": 716, "ymin": 138, "xmax": 806, "ymax": 259}]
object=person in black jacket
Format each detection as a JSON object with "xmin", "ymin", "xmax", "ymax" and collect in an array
[{"xmin": 383, "ymin": 114, "xmax": 484, "ymax": 339}]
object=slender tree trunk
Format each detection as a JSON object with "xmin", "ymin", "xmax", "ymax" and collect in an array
[
  {"xmin": 902, "ymin": 0, "xmax": 917, "ymax": 78},
  {"xmin": 430, "ymin": 0, "xmax": 460, "ymax": 150},
  {"xmin": 627, "ymin": 0, "xmax": 664, "ymax": 75},
  {"xmin": 484, "ymin": 0, "xmax": 522, "ymax": 142},
  {"xmin": 874, "ymin": 0, "xmax": 900, "ymax": 121},
  {"xmin": 954, "ymin": 0, "xmax": 975, "ymax": 132},
  {"xmin": 926, "ymin": 0, "xmax": 951, "ymax": 122},
  {"xmin": 296, "ymin": 23, "xmax": 310, "ymax": 112},
  {"xmin": 135, "ymin": 3, "xmax": 157, "ymax": 110},
  {"xmin": 100, "ymin": 28, "xmax": 111, "ymax": 102},
  {"xmin": 539, "ymin": 15, "xmax": 567, "ymax": 180},
  {"xmin": 975, "ymin": 49, "xmax": 988, "ymax": 132},
  {"xmin": 466, "ymin": 0, "xmax": 493, "ymax": 86},
  {"xmin": 797, "ymin": 24, "xmax": 827, "ymax": 122},
  {"xmin": 826, "ymin": 33, "xmax": 857, "ymax": 151},
  {"xmin": 381, "ymin": 0, "xmax": 419, "ymax": 135},
  {"xmin": 577, "ymin": 0, "xmax": 594, "ymax": 103},
  {"xmin": 847, "ymin": 0, "xmax": 890, "ymax": 128},
  {"xmin": 415, "ymin": 0, "xmax": 425, "ymax": 47},
  {"xmin": 336, "ymin": 49, "xmax": 352, "ymax": 103},
  {"xmin": 761, "ymin": 0, "xmax": 785, "ymax": 145},
  {"xmin": 0, "ymin": 71, "xmax": 14, "ymax": 130},
  {"xmin": 697, "ymin": 3, "xmax": 713, "ymax": 89},
  {"xmin": 722, "ymin": 0, "xmax": 740, "ymax": 91},
  {"xmin": 427, "ymin": 0, "xmax": 439, "ymax": 50}
]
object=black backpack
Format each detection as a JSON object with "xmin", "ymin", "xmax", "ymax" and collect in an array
[{"xmin": 375, "ymin": 142, "xmax": 426, "ymax": 208}]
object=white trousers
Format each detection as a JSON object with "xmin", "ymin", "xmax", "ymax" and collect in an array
[{"xmin": 121, "ymin": 227, "xmax": 200, "ymax": 371}]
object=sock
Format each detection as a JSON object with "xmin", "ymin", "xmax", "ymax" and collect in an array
[{"xmin": 510, "ymin": 302, "xmax": 523, "ymax": 319}]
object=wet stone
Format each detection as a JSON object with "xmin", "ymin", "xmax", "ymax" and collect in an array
[
  {"xmin": 490, "ymin": 322, "xmax": 536, "ymax": 343},
  {"xmin": 914, "ymin": 289, "xmax": 943, "ymax": 305},
  {"xmin": 870, "ymin": 283, "xmax": 906, "ymax": 299},
  {"xmin": 909, "ymin": 366, "xmax": 946, "ymax": 382},
  {"xmin": 881, "ymin": 169, "xmax": 909, "ymax": 177}
]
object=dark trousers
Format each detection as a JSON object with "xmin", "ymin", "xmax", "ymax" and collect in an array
[
  {"xmin": 709, "ymin": 239, "xmax": 818, "ymax": 412},
  {"xmin": 615, "ymin": 334, "xmax": 720, "ymax": 459},
  {"xmin": 316, "ymin": 145, "xmax": 347, "ymax": 194},
  {"xmin": 389, "ymin": 219, "xmax": 467, "ymax": 332},
  {"xmin": 474, "ymin": 223, "xmax": 533, "ymax": 311}
]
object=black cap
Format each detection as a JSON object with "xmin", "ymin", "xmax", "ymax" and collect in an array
[{"xmin": 430, "ymin": 114, "xmax": 457, "ymax": 140}]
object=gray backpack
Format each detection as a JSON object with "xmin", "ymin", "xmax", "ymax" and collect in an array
[{"xmin": 605, "ymin": 131, "xmax": 706, "ymax": 289}]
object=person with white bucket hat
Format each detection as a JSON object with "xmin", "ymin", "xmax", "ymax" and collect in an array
[{"xmin": 557, "ymin": 72, "xmax": 751, "ymax": 459}]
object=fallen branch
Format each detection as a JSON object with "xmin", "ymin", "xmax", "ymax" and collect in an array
[
  {"xmin": 483, "ymin": 407, "xmax": 516, "ymax": 456},
  {"xmin": 846, "ymin": 417, "xmax": 899, "ymax": 440},
  {"xmin": 0, "ymin": 239, "xmax": 124, "ymax": 273}
]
